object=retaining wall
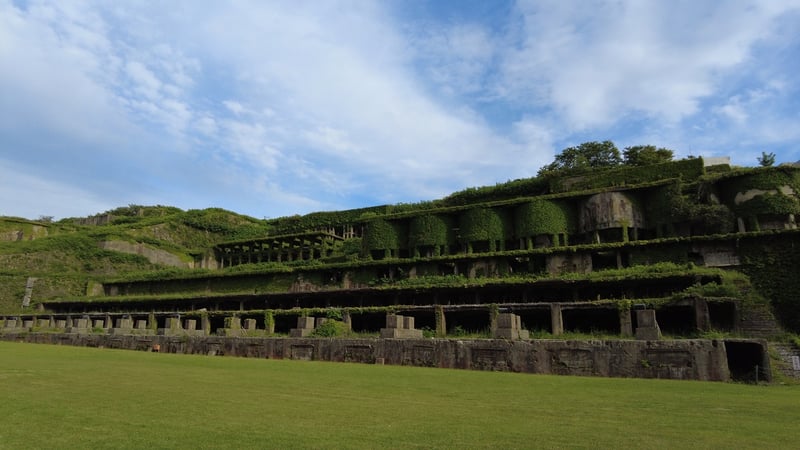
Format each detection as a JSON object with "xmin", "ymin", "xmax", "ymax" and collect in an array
[{"xmin": 0, "ymin": 332, "xmax": 743, "ymax": 381}]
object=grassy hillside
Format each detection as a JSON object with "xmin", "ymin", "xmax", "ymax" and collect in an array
[{"xmin": 0, "ymin": 207, "xmax": 272, "ymax": 312}]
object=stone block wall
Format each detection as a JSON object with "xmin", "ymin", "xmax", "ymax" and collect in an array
[{"xmin": 0, "ymin": 332, "xmax": 752, "ymax": 382}]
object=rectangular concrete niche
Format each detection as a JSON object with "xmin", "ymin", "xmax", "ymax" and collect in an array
[
  {"xmin": 380, "ymin": 314, "xmax": 423, "ymax": 339},
  {"xmin": 290, "ymin": 344, "xmax": 314, "ymax": 360},
  {"xmin": 492, "ymin": 313, "xmax": 529, "ymax": 340},
  {"xmin": 471, "ymin": 348, "xmax": 509, "ymax": 371},
  {"xmin": 635, "ymin": 310, "xmax": 662, "ymax": 340},
  {"xmin": 289, "ymin": 316, "xmax": 316, "ymax": 337}
]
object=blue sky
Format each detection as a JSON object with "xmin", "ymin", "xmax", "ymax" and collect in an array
[{"xmin": 2, "ymin": 0, "xmax": 799, "ymax": 220}]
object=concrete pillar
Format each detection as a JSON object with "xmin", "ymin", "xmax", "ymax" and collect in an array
[
  {"xmin": 225, "ymin": 316, "xmax": 241, "ymax": 330},
  {"xmin": 342, "ymin": 311, "xmax": 352, "ymax": 331},
  {"xmin": 201, "ymin": 315, "xmax": 211, "ymax": 335},
  {"xmin": 619, "ymin": 309, "xmax": 633, "ymax": 337},
  {"xmin": 435, "ymin": 305, "xmax": 446, "ymax": 338},
  {"xmin": 635, "ymin": 310, "xmax": 662, "ymax": 340},
  {"xmin": 694, "ymin": 297, "xmax": 710, "ymax": 331},
  {"xmin": 165, "ymin": 317, "xmax": 182, "ymax": 330},
  {"xmin": 550, "ymin": 304, "xmax": 563, "ymax": 336},
  {"xmin": 386, "ymin": 314, "xmax": 403, "ymax": 329}
]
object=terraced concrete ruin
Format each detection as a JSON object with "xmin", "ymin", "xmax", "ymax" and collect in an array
[{"xmin": 3, "ymin": 157, "xmax": 800, "ymax": 381}]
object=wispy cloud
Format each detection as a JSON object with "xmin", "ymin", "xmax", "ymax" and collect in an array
[{"xmin": 1, "ymin": 0, "xmax": 799, "ymax": 220}]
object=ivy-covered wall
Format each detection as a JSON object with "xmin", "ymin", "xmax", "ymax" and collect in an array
[
  {"xmin": 715, "ymin": 168, "xmax": 800, "ymax": 218},
  {"xmin": 362, "ymin": 219, "xmax": 408, "ymax": 252},
  {"xmin": 514, "ymin": 200, "xmax": 575, "ymax": 238},
  {"xmin": 737, "ymin": 232, "xmax": 800, "ymax": 331},
  {"xmin": 629, "ymin": 243, "xmax": 691, "ymax": 266},
  {"xmin": 408, "ymin": 214, "xmax": 456, "ymax": 248},
  {"xmin": 459, "ymin": 208, "xmax": 510, "ymax": 246},
  {"xmin": 268, "ymin": 205, "xmax": 392, "ymax": 235},
  {"xmin": 548, "ymin": 158, "xmax": 705, "ymax": 193}
]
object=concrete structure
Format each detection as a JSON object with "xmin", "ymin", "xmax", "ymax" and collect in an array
[
  {"xmin": 289, "ymin": 316, "xmax": 316, "ymax": 337},
  {"xmin": 1, "ymin": 332, "xmax": 764, "ymax": 382},
  {"xmin": 380, "ymin": 314, "xmax": 423, "ymax": 339},
  {"xmin": 635, "ymin": 310, "xmax": 662, "ymax": 341},
  {"xmin": 493, "ymin": 313, "xmax": 529, "ymax": 340}
]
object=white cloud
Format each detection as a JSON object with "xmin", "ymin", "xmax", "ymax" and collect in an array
[
  {"xmin": 1, "ymin": 0, "xmax": 799, "ymax": 221},
  {"xmin": 500, "ymin": 0, "xmax": 800, "ymax": 129},
  {"xmin": 0, "ymin": 161, "xmax": 112, "ymax": 220}
]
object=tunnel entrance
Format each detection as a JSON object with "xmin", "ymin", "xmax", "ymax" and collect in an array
[{"xmin": 724, "ymin": 340, "xmax": 769, "ymax": 383}]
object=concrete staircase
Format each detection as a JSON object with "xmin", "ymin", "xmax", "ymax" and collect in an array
[
  {"xmin": 770, "ymin": 342, "xmax": 800, "ymax": 380},
  {"xmin": 738, "ymin": 303, "xmax": 782, "ymax": 338}
]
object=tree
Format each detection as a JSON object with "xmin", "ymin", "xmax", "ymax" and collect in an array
[
  {"xmin": 757, "ymin": 151, "xmax": 776, "ymax": 167},
  {"xmin": 538, "ymin": 141, "xmax": 621, "ymax": 176},
  {"xmin": 622, "ymin": 145, "xmax": 674, "ymax": 166}
]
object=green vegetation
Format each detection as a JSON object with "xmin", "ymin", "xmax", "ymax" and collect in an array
[{"xmin": 2, "ymin": 342, "xmax": 799, "ymax": 449}]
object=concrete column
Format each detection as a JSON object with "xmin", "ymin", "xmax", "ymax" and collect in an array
[
  {"xmin": 201, "ymin": 315, "xmax": 211, "ymax": 335},
  {"xmin": 694, "ymin": 297, "xmax": 710, "ymax": 331},
  {"xmin": 342, "ymin": 311, "xmax": 352, "ymax": 331},
  {"xmin": 435, "ymin": 305, "xmax": 446, "ymax": 338},
  {"xmin": 619, "ymin": 309, "xmax": 633, "ymax": 337},
  {"xmin": 550, "ymin": 304, "xmax": 563, "ymax": 336},
  {"xmin": 635, "ymin": 310, "xmax": 662, "ymax": 340}
]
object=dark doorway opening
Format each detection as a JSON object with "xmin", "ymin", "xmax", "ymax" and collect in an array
[
  {"xmin": 656, "ymin": 305, "xmax": 694, "ymax": 336},
  {"xmin": 349, "ymin": 311, "xmax": 384, "ymax": 333},
  {"xmin": 562, "ymin": 308, "xmax": 620, "ymax": 334},
  {"xmin": 447, "ymin": 309, "xmax": 490, "ymax": 335},
  {"xmin": 708, "ymin": 301, "xmax": 736, "ymax": 331},
  {"xmin": 724, "ymin": 341, "xmax": 769, "ymax": 382},
  {"xmin": 516, "ymin": 308, "xmax": 551, "ymax": 334}
]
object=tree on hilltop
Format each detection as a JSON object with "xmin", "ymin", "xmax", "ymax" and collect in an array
[
  {"xmin": 622, "ymin": 145, "xmax": 674, "ymax": 166},
  {"xmin": 757, "ymin": 151, "xmax": 776, "ymax": 167},
  {"xmin": 537, "ymin": 140, "xmax": 621, "ymax": 176}
]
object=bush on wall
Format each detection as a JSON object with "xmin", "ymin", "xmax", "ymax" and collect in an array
[
  {"xmin": 408, "ymin": 215, "xmax": 455, "ymax": 248},
  {"xmin": 459, "ymin": 208, "xmax": 509, "ymax": 244},
  {"xmin": 514, "ymin": 200, "xmax": 575, "ymax": 238},
  {"xmin": 362, "ymin": 219, "xmax": 408, "ymax": 251}
]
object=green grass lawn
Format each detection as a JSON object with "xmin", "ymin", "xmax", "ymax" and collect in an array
[{"xmin": 1, "ymin": 341, "xmax": 798, "ymax": 449}]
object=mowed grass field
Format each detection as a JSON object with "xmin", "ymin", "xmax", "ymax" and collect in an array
[{"xmin": 1, "ymin": 342, "xmax": 798, "ymax": 449}]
